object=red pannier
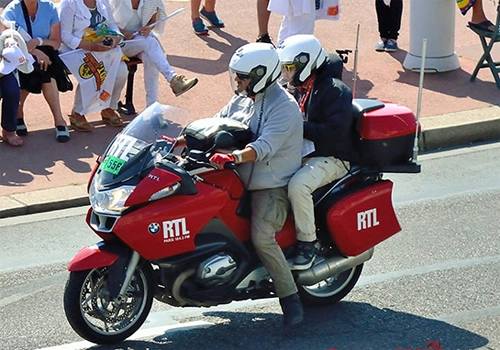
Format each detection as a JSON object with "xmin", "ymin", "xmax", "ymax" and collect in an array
[{"xmin": 326, "ymin": 180, "xmax": 401, "ymax": 256}]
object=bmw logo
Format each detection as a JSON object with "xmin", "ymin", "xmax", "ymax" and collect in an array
[{"xmin": 148, "ymin": 222, "xmax": 160, "ymax": 234}]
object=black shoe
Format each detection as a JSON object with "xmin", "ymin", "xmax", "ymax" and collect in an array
[
  {"xmin": 291, "ymin": 241, "xmax": 316, "ymax": 271},
  {"xmin": 16, "ymin": 118, "xmax": 28, "ymax": 136},
  {"xmin": 256, "ymin": 33, "xmax": 274, "ymax": 46},
  {"xmin": 279, "ymin": 293, "xmax": 303, "ymax": 326}
]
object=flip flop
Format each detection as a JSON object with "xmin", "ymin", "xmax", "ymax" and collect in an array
[
  {"xmin": 2, "ymin": 130, "xmax": 24, "ymax": 147},
  {"xmin": 55, "ymin": 125, "xmax": 70, "ymax": 143},
  {"xmin": 468, "ymin": 20, "xmax": 496, "ymax": 33}
]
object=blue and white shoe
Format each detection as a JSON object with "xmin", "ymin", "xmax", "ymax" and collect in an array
[
  {"xmin": 385, "ymin": 39, "xmax": 399, "ymax": 52},
  {"xmin": 200, "ymin": 7, "xmax": 224, "ymax": 28},
  {"xmin": 192, "ymin": 18, "xmax": 209, "ymax": 35}
]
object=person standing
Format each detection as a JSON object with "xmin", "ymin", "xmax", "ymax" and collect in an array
[
  {"xmin": 277, "ymin": 34, "xmax": 354, "ymax": 270},
  {"xmin": 191, "ymin": 0, "xmax": 224, "ymax": 35},
  {"xmin": 374, "ymin": 0, "xmax": 403, "ymax": 52},
  {"xmin": 109, "ymin": 0, "xmax": 198, "ymax": 106},
  {"xmin": 268, "ymin": 0, "xmax": 315, "ymax": 45},
  {"xmin": 208, "ymin": 43, "xmax": 305, "ymax": 326}
]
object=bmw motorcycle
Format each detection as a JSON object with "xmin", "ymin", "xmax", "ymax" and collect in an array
[{"xmin": 63, "ymin": 100, "xmax": 420, "ymax": 345}]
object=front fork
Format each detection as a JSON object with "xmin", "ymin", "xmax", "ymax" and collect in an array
[{"xmin": 116, "ymin": 251, "xmax": 141, "ymax": 299}]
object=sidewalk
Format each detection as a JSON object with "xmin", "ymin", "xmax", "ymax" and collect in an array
[{"xmin": 1, "ymin": 0, "xmax": 500, "ymax": 219}]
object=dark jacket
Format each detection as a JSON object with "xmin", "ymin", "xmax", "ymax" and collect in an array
[{"xmin": 302, "ymin": 57, "xmax": 354, "ymax": 161}]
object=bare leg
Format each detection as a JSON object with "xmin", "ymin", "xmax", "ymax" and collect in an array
[
  {"xmin": 470, "ymin": 0, "xmax": 489, "ymax": 24},
  {"xmin": 41, "ymin": 80, "xmax": 67, "ymax": 127},
  {"xmin": 191, "ymin": 0, "xmax": 202, "ymax": 19},
  {"xmin": 202, "ymin": 0, "xmax": 216, "ymax": 13},
  {"xmin": 257, "ymin": 0, "xmax": 271, "ymax": 36},
  {"xmin": 17, "ymin": 89, "xmax": 29, "ymax": 120}
]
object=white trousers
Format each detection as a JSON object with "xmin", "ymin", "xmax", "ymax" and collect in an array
[
  {"xmin": 73, "ymin": 60, "xmax": 127, "ymax": 114},
  {"xmin": 288, "ymin": 156, "xmax": 348, "ymax": 242},
  {"xmin": 276, "ymin": 11, "xmax": 315, "ymax": 44},
  {"xmin": 120, "ymin": 35, "xmax": 177, "ymax": 106}
]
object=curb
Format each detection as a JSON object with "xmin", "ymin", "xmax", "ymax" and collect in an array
[
  {"xmin": 419, "ymin": 106, "xmax": 500, "ymax": 151},
  {"xmin": 1, "ymin": 107, "xmax": 500, "ymax": 220}
]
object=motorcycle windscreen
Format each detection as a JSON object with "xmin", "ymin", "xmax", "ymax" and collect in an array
[{"xmin": 327, "ymin": 180, "xmax": 401, "ymax": 256}]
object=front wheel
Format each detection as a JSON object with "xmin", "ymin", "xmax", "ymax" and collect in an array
[
  {"xmin": 63, "ymin": 263, "xmax": 154, "ymax": 345},
  {"xmin": 297, "ymin": 264, "xmax": 363, "ymax": 307}
]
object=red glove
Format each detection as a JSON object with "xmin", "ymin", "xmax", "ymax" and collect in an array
[
  {"xmin": 210, "ymin": 153, "xmax": 235, "ymax": 169},
  {"xmin": 161, "ymin": 135, "xmax": 179, "ymax": 147}
]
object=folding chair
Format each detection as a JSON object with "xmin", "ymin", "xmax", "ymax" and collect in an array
[{"xmin": 468, "ymin": 3, "xmax": 500, "ymax": 89}]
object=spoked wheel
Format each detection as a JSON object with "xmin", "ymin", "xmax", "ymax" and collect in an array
[
  {"xmin": 63, "ymin": 264, "xmax": 154, "ymax": 345},
  {"xmin": 297, "ymin": 264, "xmax": 363, "ymax": 306}
]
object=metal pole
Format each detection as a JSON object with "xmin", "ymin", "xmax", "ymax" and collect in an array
[
  {"xmin": 413, "ymin": 38, "xmax": 427, "ymax": 163},
  {"xmin": 352, "ymin": 24, "xmax": 360, "ymax": 98}
]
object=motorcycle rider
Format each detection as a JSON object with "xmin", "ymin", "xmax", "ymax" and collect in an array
[
  {"xmin": 276, "ymin": 34, "xmax": 354, "ymax": 270},
  {"xmin": 208, "ymin": 42, "xmax": 305, "ymax": 326}
]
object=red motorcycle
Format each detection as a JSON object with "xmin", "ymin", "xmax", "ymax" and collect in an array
[{"xmin": 64, "ymin": 100, "xmax": 420, "ymax": 345}]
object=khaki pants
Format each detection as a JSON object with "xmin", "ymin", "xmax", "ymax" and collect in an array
[
  {"xmin": 251, "ymin": 187, "xmax": 297, "ymax": 298},
  {"xmin": 288, "ymin": 156, "xmax": 348, "ymax": 242}
]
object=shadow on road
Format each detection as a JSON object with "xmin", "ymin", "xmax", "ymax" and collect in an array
[{"xmin": 87, "ymin": 301, "xmax": 489, "ymax": 350}]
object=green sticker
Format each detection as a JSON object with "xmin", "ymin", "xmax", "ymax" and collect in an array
[{"xmin": 100, "ymin": 156, "xmax": 125, "ymax": 175}]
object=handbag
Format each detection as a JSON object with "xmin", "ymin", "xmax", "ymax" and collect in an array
[
  {"xmin": 315, "ymin": 0, "xmax": 340, "ymax": 21},
  {"xmin": 20, "ymin": 0, "xmax": 73, "ymax": 93}
]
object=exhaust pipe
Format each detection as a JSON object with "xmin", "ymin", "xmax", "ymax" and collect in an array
[{"xmin": 295, "ymin": 248, "xmax": 374, "ymax": 286}]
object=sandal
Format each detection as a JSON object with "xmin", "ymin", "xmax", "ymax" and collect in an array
[
  {"xmin": 101, "ymin": 108, "xmax": 124, "ymax": 127},
  {"xmin": 17, "ymin": 118, "xmax": 28, "ymax": 136},
  {"xmin": 55, "ymin": 125, "xmax": 70, "ymax": 143},
  {"xmin": 468, "ymin": 20, "xmax": 497, "ymax": 33},
  {"xmin": 69, "ymin": 112, "xmax": 93, "ymax": 132},
  {"xmin": 2, "ymin": 130, "xmax": 24, "ymax": 147}
]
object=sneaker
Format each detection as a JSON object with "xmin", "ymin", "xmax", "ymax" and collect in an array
[
  {"xmin": 375, "ymin": 38, "xmax": 387, "ymax": 52},
  {"xmin": 291, "ymin": 241, "xmax": 316, "ymax": 271},
  {"xmin": 192, "ymin": 18, "xmax": 209, "ymax": 35},
  {"xmin": 385, "ymin": 39, "xmax": 398, "ymax": 52},
  {"xmin": 279, "ymin": 293, "xmax": 303, "ymax": 326},
  {"xmin": 199, "ymin": 7, "xmax": 224, "ymax": 28},
  {"xmin": 170, "ymin": 75, "xmax": 199, "ymax": 97}
]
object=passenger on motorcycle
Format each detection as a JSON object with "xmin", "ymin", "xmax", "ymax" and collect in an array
[
  {"xmin": 277, "ymin": 34, "xmax": 355, "ymax": 271},
  {"xmin": 208, "ymin": 42, "xmax": 305, "ymax": 326}
]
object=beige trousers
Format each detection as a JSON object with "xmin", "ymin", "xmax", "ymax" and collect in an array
[
  {"xmin": 251, "ymin": 187, "xmax": 297, "ymax": 298},
  {"xmin": 288, "ymin": 156, "xmax": 348, "ymax": 242}
]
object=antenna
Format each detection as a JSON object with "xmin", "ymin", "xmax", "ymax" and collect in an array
[
  {"xmin": 352, "ymin": 24, "xmax": 360, "ymax": 98},
  {"xmin": 413, "ymin": 38, "xmax": 427, "ymax": 163}
]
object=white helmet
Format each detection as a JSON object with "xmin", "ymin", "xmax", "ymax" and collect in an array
[
  {"xmin": 229, "ymin": 43, "xmax": 281, "ymax": 97},
  {"xmin": 276, "ymin": 34, "xmax": 327, "ymax": 86}
]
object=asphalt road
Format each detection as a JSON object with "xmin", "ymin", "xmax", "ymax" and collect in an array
[{"xmin": 0, "ymin": 142, "xmax": 499, "ymax": 350}]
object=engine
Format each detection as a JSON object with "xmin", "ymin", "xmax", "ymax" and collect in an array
[{"xmin": 196, "ymin": 253, "xmax": 238, "ymax": 287}]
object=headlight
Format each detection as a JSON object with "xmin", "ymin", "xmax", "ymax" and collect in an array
[{"xmin": 89, "ymin": 181, "xmax": 135, "ymax": 214}]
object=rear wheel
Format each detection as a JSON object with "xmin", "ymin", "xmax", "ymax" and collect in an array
[
  {"xmin": 63, "ymin": 264, "xmax": 154, "ymax": 345},
  {"xmin": 297, "ymin": 264, "xmax": 363, "ymax": 306}
]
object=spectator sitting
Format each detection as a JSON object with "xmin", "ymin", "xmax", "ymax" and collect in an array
[
  {"xmin": 58, "ymin": 0, "xmax": 127, "ymax": 132},
  {"xmin": 109, "ymin": 0, "xmax": 198, "ymax": 107},
  {"xmin": 2, "ymin": 0, "xmax": 71, "ymax": 142},
  {"xmin": 458, "ymin": 0, "xmax": 497, "ymax": 32},
  {"xmin": 0, "ymin": 29, "xmax": 34, "ymax": 147}
]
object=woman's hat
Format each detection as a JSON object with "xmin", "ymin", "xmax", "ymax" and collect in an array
[{"xmin": 0, "ymin": 29, "xmax": 34, "ymax": 74}]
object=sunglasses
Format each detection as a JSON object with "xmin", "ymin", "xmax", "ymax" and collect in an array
[
  {"xmin": 281, "ymin": 63, "xmax": 296, "ymax": 72},
  {"xmin": 236, "ymin": 72, "xmax": 251, "ymax": 80}
]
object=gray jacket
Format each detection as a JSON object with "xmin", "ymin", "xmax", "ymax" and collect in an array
[{"xmin": 214, "ymin": 82, "xmax": 303, "ymax": 190}]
